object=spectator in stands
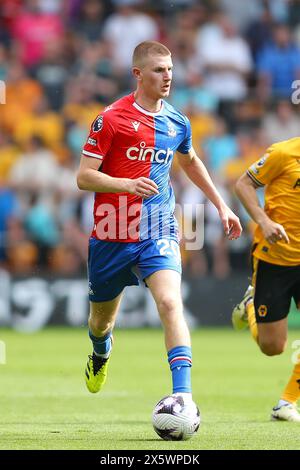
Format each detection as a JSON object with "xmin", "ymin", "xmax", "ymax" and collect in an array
[
  {"xmin": 0, "ymin": 132, "xmax": 20, "ymax": 182},
  {"xmin": 0, "ymin": 44, "xmax": 8, "ymax": 80},
  {"xmin": 12, "ymin": 95, "xmax": 64, "ymax": 150},
  {"xmin": 71, "ymin": 41, "xmax": 118, "ymax": 104},
  {"xmin": 245, "ymin": 4, "xmax": 274, "ymax": 61},
  {"xmin": 1, "ymin": 61, "xmax": 43, "ymax": 132},
  {"xmin": 204, "ymin": 186, "xmax": 233, "ymax": 279},
  {"xmin": 24, "ymin": 192, "xmax": 60, "ymax": 266},
  {"xmin": 63, "ymin": 77, "xmax": 103, "ymax": 128},
  {"xmin": 171, "ymin": 37, "xmax": 202, "ymax": 90},
  {"xmin": 218, "ymin": 0, "xmax": 263, "ymax": 32},
  {"xmin": 198, "ymin": 13, "xmax": 252, "ymax": 102},
  {"xmin": 197, "ymin": 13, "xmax": 252, "ymax": 131},
  {"xmin": 0, "ymin": 0, "xmax": 22, "ymax": 45},
  {"xmin": 11, "ymin": 0, "xmax": 64, "ymax": 67},
  {"xmin": 48, "ymin": 243, "xmax": 83, "ymax": 274},
  {"xmin": 9, "ymin": 135, "xmax": 60, "ymax": 201},
  {"xmin": 0, "ymin": 182, "xmax": 19, "ymax": 263},
  {"xmin": 171, "ymin": 36, "xmax": 218, "ymax": 115},
  {"xmin": 263, "ymin": 99, "xmax": 300, "ymax": 144},
  {"xmin": 203, "ymin": 117, "xmax": 238, "ymax": 178},
  {"xmin": 70, "ymin": 0, "xmax": 106, "ymax": 42},
  {"xmin": 103, "ymin": 0, "xmax": 159, "ymax": 82},
  {"xmin": 32, "ymin": 39, "xmax": 68, "ymax": 110},
  {"xmin": 223, "ymin": 130, "xmax": 264, "ymax": 189},
  {"xmin": 257, "ymin": 23, "xmax": 300, "ymax": 100}
]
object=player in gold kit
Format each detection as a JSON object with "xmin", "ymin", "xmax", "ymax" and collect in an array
[{"xmin": 232, "ymin": 137, "xmax": 300, "ymax": 422}]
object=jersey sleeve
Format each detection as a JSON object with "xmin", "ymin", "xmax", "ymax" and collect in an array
[
  {"xmin": 177, "ymin": 115, "xmax": 192, "ymax": 154},
  {"xmin": 247, "ymin": 145, "xmax": 284, "ymax": 186},
  {"xmin": 82, "ymin": 113, "xmax": 115, "ymax": 161}
]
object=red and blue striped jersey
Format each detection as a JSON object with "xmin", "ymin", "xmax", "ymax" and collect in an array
[{"xmin": 82, "ymin": 93, "xmax": 192, "ymax": 242}]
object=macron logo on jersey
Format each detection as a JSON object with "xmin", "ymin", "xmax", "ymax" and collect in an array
[
  {"xmin": 131, "ymin": 121, "xmax": 140, "ymax": 132},
  {"xmin": 126, "ymin": 141, "xmax": 174, "ymax": 164}
]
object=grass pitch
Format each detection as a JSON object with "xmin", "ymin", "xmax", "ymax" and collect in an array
[{"xmin": 0, "ymin": 327, "xmax": 299, "ymax": 450}]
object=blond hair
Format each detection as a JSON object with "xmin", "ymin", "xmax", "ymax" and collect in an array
[{"xmin": 132, "ymin": 41, "xmax": 171, "ymax": 68}]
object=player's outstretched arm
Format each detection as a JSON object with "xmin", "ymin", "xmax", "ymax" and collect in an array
[
  {"xmin": 177, "ymin": 147, "xmax": 242, "ymax": 240},
  {"xmin": 236, "ymin": 173, "xmax": 289, "ymax": 244},
  {"xmin": 77, "ymin": 155, "xmax": 159, "ymax": 198}
]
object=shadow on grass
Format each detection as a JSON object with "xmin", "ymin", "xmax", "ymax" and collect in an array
[
  {"xmin": 117, "ymin": 438, "xmax": 162, "ymax": 442},
  {"xmin": 1, "ymin": 421, "xmax": 150, "ymax": 426}
]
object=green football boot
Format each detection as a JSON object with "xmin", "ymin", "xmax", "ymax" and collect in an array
[{"xmin": 85, "ymin": 353, "xmax": 110, "ymax": 393}]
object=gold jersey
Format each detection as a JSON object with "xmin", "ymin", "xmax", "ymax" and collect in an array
[{"xmin": 247, "ymin": 137, "xmax": 300, "ymax": 266}]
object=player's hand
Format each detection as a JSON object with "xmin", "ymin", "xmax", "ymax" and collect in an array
[
  {"xmin": 129, "ymin": 177, "xmax": 159, "ymax": 198},
  {"xmin": 218, "ymin": 204, "xmax": 242, "ymax": 240},
  {"xmin": 260, "ymin": 219, "xmax": 289, "ymax": 244}
]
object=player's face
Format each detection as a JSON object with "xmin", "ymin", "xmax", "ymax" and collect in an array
[{"xmin": 139, "ymin": 54, "xmax": 173, "ymax": 100}]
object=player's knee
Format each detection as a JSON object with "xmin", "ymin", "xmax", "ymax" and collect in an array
[
  {"xmin": 88, "ymin": 314, "xmax": 113, "ymax": 336},
  {"xmin": 259, "ymin": 339, "xmax": 286, "ymax": 356},
  {"xmin": 157, "ymin": 296, "xmax": 181, "ymax": 317}
]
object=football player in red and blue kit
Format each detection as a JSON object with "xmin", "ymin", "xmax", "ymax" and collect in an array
[{"xmin": 77, "ymin": 41, "xmax": 242, "ymax": 405}]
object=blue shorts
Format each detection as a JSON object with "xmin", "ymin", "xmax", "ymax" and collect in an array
[{"xmin": 88, "ymin": 237, "xmax": 182, "ymax": 302}]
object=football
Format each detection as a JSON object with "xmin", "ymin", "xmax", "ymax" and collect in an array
[{"xmin": 152, "ymin": 394, "xmax": 200, "ymax": 441}]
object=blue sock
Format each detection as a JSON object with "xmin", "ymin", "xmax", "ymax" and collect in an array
[
  {"xmin": 168, "ymin": 346, "xmax": 192, "ymax": 393},
  {"xmin": 89, "ymin": 330, "xmax": 112, "ymax": 357}
]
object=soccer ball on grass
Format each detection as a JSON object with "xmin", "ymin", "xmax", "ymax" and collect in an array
[{"xmin": 152, "ymin": 394, "xmax": 200, "ymax": 441}]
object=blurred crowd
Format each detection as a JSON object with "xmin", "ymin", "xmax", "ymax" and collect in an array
[{"xmin": 1, "ymin": 0, "xmax": 300, "ymax": 278}]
